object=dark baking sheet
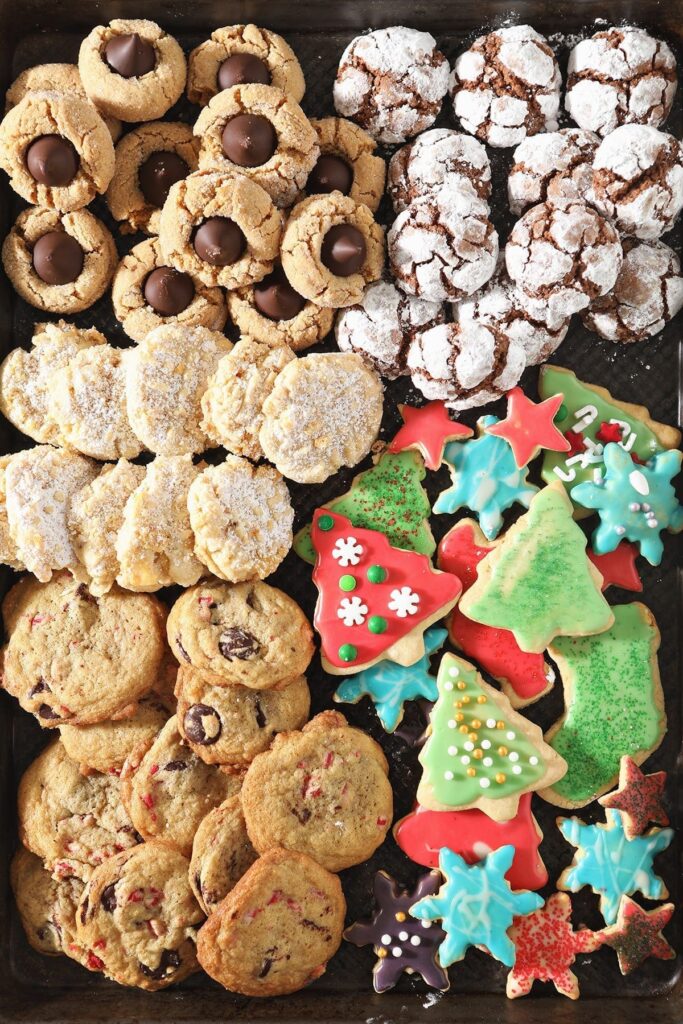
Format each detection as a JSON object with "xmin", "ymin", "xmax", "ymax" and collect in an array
[{"xmin": 0, "ymin": 1, "xmax": 681, "ymax": 1021}]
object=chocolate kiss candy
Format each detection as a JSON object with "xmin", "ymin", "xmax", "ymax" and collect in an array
[
  {"xmin": 105, "ymin": 33, "xmax": 156, "ymax": 78},
  {"xmin": 307, "ymin": 154, "xmax": 353, "ymax": 196},
  {"xmin": 193, "ymin": 217, "xmax": 246, "ymax": 266},
  {"xmin": 138, "ymin": 151, "xmax": 189, "ymax": 208},
  {"xmin": 221, "ymin": 114, "xmax": 277, "ymax": 168},
  {"xmin": 143, "ymin": 267, "xmax": 195, "ymax": 316},
  {"xmin": 32, "ymin": 232, "xmax": 84, "ymax": 285},
  {"xmin": 253, "ymin": 265, "xmax": 306, "ymax": 321},
  {"xmin": 218, "ymin": 52, "xmax": 271, "ymax": 90},
  {"xmin": 321, "ymin": 224, "xmax": 366, "ymax": 277},
  {"xmin": 25, "ymin": 135, "xmax": 79, "ymax": 187}
]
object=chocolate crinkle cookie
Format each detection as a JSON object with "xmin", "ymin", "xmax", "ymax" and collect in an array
[
  {"xmin": 333, "ymin": 27, "xmax": 450, "ymax": 145},
  {"xmin": 591, "ymin": 124, "xmax": 683, "ymax": 240},
  {"xmin": 566, "ymin": 26, "xmax": 678, "ymax": 137},
  {"xmin": 335, "ymin": 280, "xmax": 445, "ymax": 379},
  {"xmin": 582, "ymin": 239, "xmax": 683, "ymax": 343},
  {"xmin": 388, "ymin": 128, "xmax": 491, "ymax": 213},
  {"xmin": 507, "ymin": 128, "xmax": 600, "ymax": 215}
]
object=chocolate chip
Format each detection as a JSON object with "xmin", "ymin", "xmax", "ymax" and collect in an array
[
  {"xmin": 139, "ymin": 949, "xmax": 181, "ymax": 980},
  {"xmin": 143, "ymin": 267, "xmax": 195, "ymax": 316},
  {"xmin": 193, "ymin": 217, "xmax": 246, "ymax": 267},
  {"xmin": 221, "ymin": 114, "xmax": 277, "ymax": 168},
  {"xmin": 301, "ymin": 918, "xmax": 327, "ymax": 933},
  {"xmin": 100, "ymin": 883, "xmax": 117, "ymax": 912},
  {"xmin": 175, "ymin": 637, "xmax": 191, "ymax": 663},
  {"xmin": 218, "ymin": 628, "xmax": 260, "ymax": 661},
  {"xmin": 292, "ymin": 807, "xmax": 311, "ymax": 824},
  {"xmin": 218, "ymin": 52, "xmax": 271, "ymax": 89},
  {"xmin": 79, "ymin": 897, "xmax": 89, "ymax": 925},
  {"xmin": 38, "ymin": 703, "xmax": 60, "ymax": 721},
  {"xmin": 105, "ymin": 33, "xmax": 156, "ymax": 79},
  {"xmin": 253, "ymin": 265, "xmax": 306, "ymax": 322},
  {"xmin": 183, "ymin": 704, "xmax": 222, "ymax": 746},
  {"xmin": 321, "ymin": 224, "xmax": 366, "ymax": 277},
  {"xmin": 76, "ymin": 583, "xmax": 97, "ymax": 603},
  {"xmin": 253, "ymin": 699, "xmax": 266, "ymax": 730},
  {"xmin": 163, "ymin": 760, "xmax": 188, "ymax": 771},
  {"xmin": 258, "ymin": 957, "xmax": 273, "ymax": 978},
  {"xmin": 28, "ymin": 679, "xmax": 49, "ymax": 698},
  {"xmin": 307, "ymin": 154, "xmax": 353, "ymax": 196},
  {"xmin": 25, "ymin": 135, "xmax": 79, "ymax": 187},
  {"xmin": 32, "ymin": 232, "xmax": 84, "ymax": 286},
  {"xmin": 138, "ymin": 151, "xmax": 189, "ymax": 208}
]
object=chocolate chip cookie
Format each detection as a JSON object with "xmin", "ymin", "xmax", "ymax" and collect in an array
[
  {"xmin": 189, "ymin": 795, "xmax": 257, "ymax": 914},
  {"xmin": 11, "ymin": 846, "xmax": 86, "ymax": 960}
]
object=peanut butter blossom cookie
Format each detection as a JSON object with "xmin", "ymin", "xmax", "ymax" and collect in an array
[
  {"xmin": 5, "ymin": 62, "xmax": 122, "ymax": 142},
  {"xmin": 189, "ymin": 795, "xmax": 258, "ymax": 915},
  {"xmin": 227, "ymin": 263, "xmax": 335, "ymax": 352},
  {"xmin": 306, "ymin": 117, "xmax": 386, "ymax": 212}
]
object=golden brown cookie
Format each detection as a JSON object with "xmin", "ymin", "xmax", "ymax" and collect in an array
[
  {"xmin": 0, "ymin": 454, "xmax": 23, "ymax": 571},
  {"xmin": 5, "ymin": 62, "xmax": 121, "ymax": 142},
  {"xmin": 189, "ymin": 795, "xmax": 257, "ymax": 915},
  {"xmin": 226, "ymin": 265, "xmax": 335, "ymax": 352},
  {"xmin": 305, "ymin": 117, "xmax": 385, "ymax": 212}
]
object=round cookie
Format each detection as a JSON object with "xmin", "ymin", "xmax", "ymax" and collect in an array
[
  {"xmin": 1, "ymin": 572, "xmax": 166, "ymax": 726},
  {"xmin": 335, "ymin": 279, "xmax": 445, "ymax": 379},
  {"xmin": 106, "ymin": 121, "xmax": 199, "ymax": 235},
  {"xmin": 305, "ymin": 117, "xmax": 385, "ymax": 213},
  {"xmin": 75, "ymin": 842, "xmax": 203, "ymax": 990},
  {"xmin": 10, "ymin": 846, "xmax": 88, "ymax": 963},
  {"xmin": 189, "ymin": 796, "xmax": 257, "ymax": 915},
  {"xmin": 159, "ymin": 169, "xmax": 282, "ymax": 289},
  {"xmin": 194, "ymin": 83, "xmax": 319, "ymax": 208},
  {"xmin": 197, "ymin": 847, "xmax": 345, "ymax": 996},
  {"xmin": 259, "ymin": 352, "xmax": 384, "ymax": 484},
  {"xmin": 280, "ymin": 192, "xmax": 384, "ymax": 309},
  {"xmin": 333, "ymin": 27, "xmax": 449, "ymax": 145},
  {"xmin": 0, "ymin": 454, "xmax": 23, "ymax": 570},
  {"xmin": 5, "ymin": 62, "xmax": 121, "ymax": 142},
  {"xmin": 388, "ymin": 128, "xmax": 491, "ymax": 213},
  {"xmin": 2, "ymin": 206, "xmax": 117, "ymax": 315},
  {"xmin": 187, "ymin": 24, "xmax": 305, "ymax": 106},
  {"xmin": 450, "ymin": 25, "xmax": 561, "ymax": 147},
  {"xmin": 0, "ymin": 90, "xmax": 114, "ymax": 211},
  {"xmin": 176, "ymin": 666, "xmax": 310, "ymax": 767},
  {"xmin": 226, "ymin": 264, "xmax": 335, "ymax": 352},
  {"xmin": 188, "ymin": 457, "xmax": 293, "ymax": 582},
  {"xmin": 167, "ymin": 579, "xmax": 314, "ymax": 689},
  {"xmin": 241, "ymin": 711, "xmax": 393, "ymax": 872},
  {"xmin": 78, "ymin": 19, "xmax": 186, "ymax": 122},
  {"xmin": 60, "ymin": 691, "xmax": 174, "ymax": 775},
  {"xmin": 111, "ymin": 236, "xmax": 227, "ymax": 343},
  {"xmin": 121, "ymin": 716, "xmax": 241, "ymax": 857},
  {"xmin": 507, "ymin": 128, "xmax": 600, "ymax": 215}
]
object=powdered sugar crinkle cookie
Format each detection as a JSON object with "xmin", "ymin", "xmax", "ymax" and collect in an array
[
  {"xmin": 507, "ymin": 128, "xmax": 599, "ymax": 215},
  {"xmin": 388, "ymin": 128, "xmax": 491, "ymax": 212}
]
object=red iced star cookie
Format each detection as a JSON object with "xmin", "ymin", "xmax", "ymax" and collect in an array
[
  {"xmin": 389, "ymin": 401, "xmax": 473, "ymax": 470},
  {"xmin": 601, "ymin": 896, "xmax": 675, "ymax": 975},
  {"xmin": 506, "ymin": 892, "xmax": 603, "ymax": 1000},
  {"xmin": 589, "ymin": 542, "xmax": 643, "ymax": 593},
  {"xmin": 598, "ymin": 756, "xmax": 668, "ymax": 840},
  {"xmin": 486, "ymin": 388, "xmax": 571, "ymax": 468}
]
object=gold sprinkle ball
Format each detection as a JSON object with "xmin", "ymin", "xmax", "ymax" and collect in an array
[
  {"xmin": 473, "ymin": 749, "xmax": 483, "ymax": 759},
  {"xmin": 496, "ymin": 721, "xmax": 505, "ymax": 730},
  {"xmin": 498, "ymin": 746, "xmax": 508, "ymax": 757},
  {"xmin": 395, "ymin": 911, "xmax": 406, "ymax": 922},
  {"xmin": 477, "ymin": 695, "xmax": 487, "ymax": 704},
  {"xmin": 455, "ymin": 712, "xmax": 464, "ymax": 723},
  {"xmin": 457, "ymin": 681, "xmax": 466, "ymax": 690},
  {"xmin": 459, "ymin": 724, "xmax": 469, "ymax": 734},
  {"xmin": 377, "ymin": 947, "xmax": 388, "ymax": 958},
  {"xmin": 467, "ymin": 767, "xmax": 476, "ymax": 777},
  {"xmin": 471, "ymin": 719, "xmax": 482, "ymax": 729},
  {"xmin": 495, "ymin": 773, "xmax": 506, "ymax": 784}
]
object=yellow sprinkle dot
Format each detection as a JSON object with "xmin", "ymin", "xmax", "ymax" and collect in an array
[
  {"xmin": 496, "ymin": 721, "xmax": 506, "ymax": 730},
  {"xmin": 456, "ymin": 681, "xmax": 466, "ymax": 690},
  {"xmin": 459, "ymin": 724, "xmax": 469, "ymax": 734},
  {"xmin": 498, "ymin": 746, "xmax": 508, "ymax": 757},
  {"xmin": 455, "ymin": 712, "xmax": 464, "ymax": 723},
  {"xmin": 471, "ymin": 719, "xmax": 482, "ymax": 729},
  {"xmin": 462, "ymin": 696, "xmax": 471, "ymax": 704},
  {"xmin": 468, "ymin": 733, "xmax": 478, "ymax": 744},
  {"xmin": 377, "ymin": 947, "xmax": 388, "ymax": 958},
  {"xmin": 495, "ymin": 773, "xmax": 506, "ymax": 784},
  {"xmin": 477, "ymin": 695, "xmax": 487, "ymax": 704},
  {"xmin": 455, "ymin": 701, "xmax": 463, "ymax": 709},
  {"xmin": 473, "ymin": 749, "xmax": 483, "ymax": 760},
  {"xmin": 395, "ymin": 911, "xmax": 406, "ymax": 922},
  {"xmin": 467, "ymin": 767, "xmax": 476, "ymax": 777}
]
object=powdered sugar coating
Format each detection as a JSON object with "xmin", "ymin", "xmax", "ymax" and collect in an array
[
  {"xmin": 592, "ymin": 125, "xmax": 683, "ymax": 239},
  {"xmin": 566, "ymin": 27, "xmax": 677, "ymax": 137},
  {"xmin": 451, "ymin": 25, "xmax": 561, "ymax": 148},
  {"xmin": 333, "ymin": 27, "xmax": 450, "ymax": 144},
  {"xmin": 582, "ymin": 240, "xmax": 683, "ymax": 343},
  {"xmin": 0, "ymin": 454, "xmax": 23, "ymax": 570},
  {"xmin": 388, "ymin": 191, "xmax": 498, "ymax": 303},
  {"xmin": 508, "ymin": 128, "xmax": 600, "ymax": 215},
  {"xmin": 335, "ymin": 280, "xmax": 445, "ymax": 379},
  {"xmin": 388, "ymin": 129, "xmax": 491, "ymax": 213}
]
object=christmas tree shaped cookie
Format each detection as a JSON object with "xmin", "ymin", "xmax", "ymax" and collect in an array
[
  {"xmin": 294, "ymin": 450, "xmax": 435, "ymax": 563},
  {"xmin": 417, "ymin": 653, "xmax": 567, "ymax": 822},
  {"xmin": 460, "ymin": 482, "xmax": 614, "ymax": 654},
  {"xmin": 311, "ymin": 510, "xmax": 461, "ymax": 674}
]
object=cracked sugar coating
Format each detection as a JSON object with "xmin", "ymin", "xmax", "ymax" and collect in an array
[
  {"xmin": 591, "ymin": 125, "xmax": 683, "ymax": 240},
  {"xmin": 407, "ymin": 321, "xmax": 527, "ymax": 411},
  {"xmin": 582, "ymin": 240, "xmax": 683, "ymax": 343},
  {"xmin": 333, "ymin": 27, "xmax": 449, "ymax": 145},
  {"xmin": 335, "ymin": 280, "xmax": 445, "ymax": 379},
  {"xmin": 388, "ymin": 128, "xmax": 491, "ymax": 213},
  {"xmin": 566, "ymin": 26, "xmax": 678, "ymax": 137},
  {"xmin": 508, "ymin": 128, "xmax": 600, "ymax": 215},
  {"xmin": 306, "ymin": 117, "xmax": 386, "ymax": 213},
  {"xmin": 450, "ymin": 25, "xmax": 561, "ymax": 148},
  {"xmin": 505, "ymin": 199, "xmax": 623, "ymax": 321},
  {"xmin": 189, "ymin": 795, "xmax": 258, "ymax": 916},
  {"xmin": 5, "ymin": 62, "xmax": 122, "ymax": 143},
  {"xmin": 259, "ymin": 353, "xmax": 384, "ymax": 484},
  {"xmin": 388, "ymin": 190, "xmax": 498, "ymax": 303},
  {"xmin": 60, "ymin": 691, "xmax": 174, "ymax": 775}
]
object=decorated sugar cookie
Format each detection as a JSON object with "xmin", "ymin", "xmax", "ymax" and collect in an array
[
  {"xmin": 486, "ymin": 387, "xmax": 570, "ymax": 469},
  {"xmin": 410, "ymin": 846, "xmax": 543, "ymax": 967},
  {"xmin": 601, "ymin": 896, "xmax": 675, "ymax": 975},
  {"xmin": 599, "ymin": 756, "xmax": 669, "ymax": 840},
  {"xmin": 311, "ymin": 510, "xmax": 461, "ymax": 673},
  {"xmin": 557, "ymin": 809, "xmax": 673, "ymax": 925},
  {"xmin": 388, "ymin": 400, "xmax": 473, "ymax": 470},
  {"xmin": 588, "ymin": 542, "xmax": 642, "ymax": 592},
  {"xmin": 343, "ymin": 870, "xmax": 449, "ymax": 993},
  {"xmin": 438, "ymin": 519, "xmax": 554, "ymax": 707},
  {"xmin": 571, "ymin": 443, "xmax": 683, "ymax": 566},
  {"xmin": 433, "ymin": 416, "xmax": 538, "ymax": 540},
  {"xmin": 460, "ymin": 483, "xmax": 614, "ymax": 654},
  {"xmin": 393, "ymin": 792, "xmax": 548, "ymax": 891},
  {"xmin": 417, "ymin": 653, "xmax": 567, "ymax": 822}
]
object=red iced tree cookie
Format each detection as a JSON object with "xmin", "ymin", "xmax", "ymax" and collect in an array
[
  {"xmin": 598, "ymin": 756, "xmax": 668, "ymax": 840},
  {"xmin": 486, "ymin": 387, "xmax": 570, "ymax": 468},
  {"xmin": 601, "ymin": 896, "xmax": 675, "ymax": 975},
  {"xmin": 388, "ymin": 400, "xmax": 472, "ymax": 470},
  {"xmin": 438, "ymin": 519, "xmax": 554, "ymax": 707},
  {"xmin": 311, "ymin": 510, "xmax": 461, "ymax": 673},
  {"xmin": 589, "ymin": 543, "xmax": 643, "ymax": 593}
]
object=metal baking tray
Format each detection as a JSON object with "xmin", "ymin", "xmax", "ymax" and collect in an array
[{"xmin": 0, "ymin": 1, "xmax": 681, "ymax": 1021}]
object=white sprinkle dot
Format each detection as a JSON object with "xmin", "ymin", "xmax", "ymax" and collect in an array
[
  {"xmin": 444, "ymin": 770, "xmax": 454, "ymax": 781},
  {"xmin": 483, "ymin": 757, "xmax": 493, "ymax": 767},
  {"xmin": 615, "ymin": 525, "xmax": 626, "ymax": 536},
  {"xmin": 486, "ymin": 719, "xmax": 496, "ymax": 728},
  {"xmin": 447, "ymin": 745, "xmax": 458, "ymax": 756},
  {"xmin": 381, "ymin": 933, "xmax": 392, "ymax": 945},
  {"xmin": 464, "ymin": 741, "xmax": 474, "ymax": 752},
  {"xmin": 509, "ymin": 752, "xmax": 519, "ymax": 762},
  {"xmin": 481, "ymin": 740, "xmax": 491, "ymax": 750},
  {"xmin": 480, "ymin": 778, "xmax": 491, "ymax": 788},
  {"xmin": 461, "ymin": 755, "xmax": 470, "ymax": 765},
  {"xmin": 421, "ymin": 920, "xmax": 432, "ymax": 929},
  {"xmin": 529, "ymin": 756, "xmax": 539, "ymax": 766},
  {"xmin": 398, "ymin": 931, "xmax": 409, "ymax": 941},
  {"xmin": 506, "ymin": 731, "xmax": 515, "ymax": 740},
  {"xmin": 447, "ymin": 719, "xmax": 456, "ymax": 729},
  {"xmin": 512, "ymin": 765, "xmax": 522, "ymax": 775},
  {"xmin": 449, "ymin": 666, "xmax": 459, "ymax": 677},
  {"xmin": 444, "ymin": 681, "xmax": 454, "ymax": 691},
  {"xmin": 392, "ymin": 946, "xmax": 402, "ymax": 957},
  {"xmin": 410, "ymin": 935, "xmax": 421, "ymax": 946}
]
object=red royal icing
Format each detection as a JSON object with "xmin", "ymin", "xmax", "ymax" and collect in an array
[
  {"xmin": 596, "ymin": 421, "xmax": 625, "ymax": 444},
  {"xmin": 486, "ymin": 388, "xmax": 570, "ymax": 468},
  {"xmin": 388, "ymin": 400, "xmax": 472, "ymax": 471},
  {"xmin": 564, "ymin": 429, "xmax": 586, "ymax": 456},
  {"xmin": 588, "ymin": 542, "xmax": 643, "ymax": 593}
]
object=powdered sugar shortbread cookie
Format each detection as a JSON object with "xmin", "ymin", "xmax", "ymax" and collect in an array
[
  {"xmin": 195, "ymin": 84, "xmax": 318, "ymax": 208},
  {"xmin": 388, "ymin": 128, "xmax": 491, "ymax": 213},
  {"xmin": 5, "ymin": 62, "xmax": 121, "ymax": 142},
  {"xmin": 506, "ymin": 200, "xmax": 623, "ymax": 321},
  {"xmin": 451, "ymin": 25, "xmax": 561, "ymax": 147},
  {"xmin": 159, "ymin": 169, "xmax": 282, "ymax": 289},
  {"xmin": 10, "ymin": 846, "xmax": 87, "ymax": 961},
  {"xmin": 389, "ymin": 191, "xmax": 498, "ymax": 302},
  {"xmin": 582, "ymin": 240, "xmax": 683, "ymax": 343},
  {"xmin": 188, "ymin": 24, "xmax": 305, "ymax": 106},
  {"xmin": 305, "ymin": 117, "xmax": 385, "ymax": 213},
  {"xmin": 200, "ymin": 338, "xmax": 295, "ymax": 459},
  {"xmin": 2, "ymin": 206, "xmax": 117, "ymax": 314},
  {"xmin": 591, "ymin": 125, "xmax": 683, "ymax": 240},
  {"xmin": 566, "ymin": 27, "xmax": 677, "ymax": 137},
  {"xmin": 188, "ymin": 457, "xmax": 293, "ymax": 582},
  {"xmin": 116, "ymin": 455, "xmax": 205, "ymax": 592},
  {"xmin": 334, "ymin": 27, "xmax": 449, "ymax": 145},
  {"xmin": 126, "ymin": 323, "xmax": 231, "ymax": 455},
  {"xmin": 0, "ymin": 455, "xmax": 22, "ymax": 570},
  {"xmin": 189, "ymin": 796, "xmax": 257, "ymax": 915},
  {"xmin": 79, "ymin": 19, "xmax": 186, "ymax": 122},
  {"xmin": 508, "ymin": 128, "xmax": 599, "ymax": 215},
  {"xmin": 335, "ymin": 280, "xmax": 445, "ymax": 379},
  {"xmin": 259, "ymin": 353, "xmax": 383, "ymax": 484},
  {"xmin": 227, "ymin": 264, "xmax": 335, "ymax": 352}
]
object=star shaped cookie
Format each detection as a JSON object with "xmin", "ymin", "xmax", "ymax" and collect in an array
[{"xmin": 599, "ymin": 756, "xmax": 668, "ymax": 840}]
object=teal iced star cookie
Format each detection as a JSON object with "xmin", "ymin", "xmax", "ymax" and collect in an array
[
  {"xmin": 333, "ymin": 628, "xmax": 446, "ymax": 732},
  {"xmin": 558, "ymin": 809, "xmax": 674, "ymax": 925},
  {"xmin": 433, "ymin": 416, "xmax": 538, "ymax": 540},
  {"xmin": 409, "ymin": 845, "xmax": 543, "ymax": 966},
  {"xmin": 571, "ymin": 443, "xmax": 683, "ymax": 566}
]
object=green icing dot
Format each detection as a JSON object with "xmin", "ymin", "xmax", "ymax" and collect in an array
[
  {"xmin": 338, "ymin": 643, "xmax": 357, "ymax": 663},
  {"xmin": 556, "ymin": 403, "xmax": 568, "ymax": 422},
  {"xmin": 367, "ymin": 564, "xmax": 387, "ymax": 584},
  {"xmin": 368, "ymin": 616, "xmax": 388, "ymax": 634},
  {"xmin": 339, "ymin": 575, "xmax": 356, "ymax": 592},
  {"xmin": 318, "ymin": 514, "xmax": 335, "ymax": 531}
]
